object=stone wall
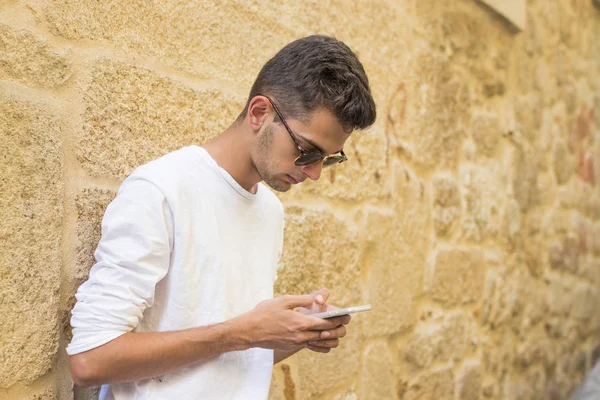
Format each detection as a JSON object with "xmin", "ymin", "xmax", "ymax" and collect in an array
[{"xmin": 0, "ymin": 0, "xmax": 598, "ymax": 399}]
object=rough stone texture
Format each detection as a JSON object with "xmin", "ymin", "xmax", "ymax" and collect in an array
[
  {"xmin": 75, "ymin": 187, "xmax": 116, "ymax": 281},
  {"xmin": 0, "ymin": 24, "xmax": 71, "ymax": 89},
  {"xmin": 472, "ymin": 110, "xmax": 503, "ymax": 157},
  {"xmin": 1, "ymin": 0, "xmax": 599, "ymax": 399},
  {"xmin": 359, "ymin": 342, "xmax": 396, "ymax": 400},
  {"xmin": 274, "ymin": 206, "xmax": 361, "ymax": 306},
  {"xmin": 0, "ymin": 97, "xmax": 63, "ymax": 387},
  {"xmin": 431, "ymin": 248, "xmax": 485, "ymax": 306},
  {"xmin": 456, "ymin": 361, "xmax": 482, "ymax": 400},
  {"xmin": 78, "ymin": 59, "xmax": 242, "ymax": 180},
  {"xmin": 432, "ymin": 173, "xmax": 461, "ymax": 237},
  {"xmin": 405, "ymin": 312, "xmax": 476, "ymax": 369},
  {"xmin": 362, "ymin": 208, "xmax": 427, "ymax": 337},
  {"xmin": 460, "ymin": 163, "xmax": 505, "ymax": 242},
  {"xmin": 295, "ymin": 325, "xmax": 362, "ymax": 399},
  {"xmin": 403, "ymin": 367, "xmax": 454, "ymax": 400}
]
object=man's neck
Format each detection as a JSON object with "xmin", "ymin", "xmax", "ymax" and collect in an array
[{"xmin": 201, "ymin": 122, "xmax": 262, "ymax": 194}]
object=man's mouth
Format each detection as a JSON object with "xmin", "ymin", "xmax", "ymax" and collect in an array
[{"xmin": 287, "ymin": 175, "xmax": 303, "ymax": 184}]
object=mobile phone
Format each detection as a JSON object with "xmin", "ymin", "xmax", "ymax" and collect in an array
[{"xmin": 311, "ymin": 304, "xmax": 372, "ymax": 319}]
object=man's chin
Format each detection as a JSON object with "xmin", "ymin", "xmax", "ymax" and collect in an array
[{"xmin": 262, "ymin": 177, "xmax": 292, "ymax": 193}]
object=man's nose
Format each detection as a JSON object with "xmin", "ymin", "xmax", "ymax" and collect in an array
[{"xmin": 300, "ymin": 162, "xmax": 323, "ymax": 181}]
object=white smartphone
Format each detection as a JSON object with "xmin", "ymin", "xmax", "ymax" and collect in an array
[{"xmin": 311, "ymin": 304, "xmax": 372, "ymax": 319}]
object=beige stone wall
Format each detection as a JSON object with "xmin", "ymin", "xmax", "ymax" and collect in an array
[{"xmin": 0, "ymin": 0, "xmax": 598, "ymax": 399}]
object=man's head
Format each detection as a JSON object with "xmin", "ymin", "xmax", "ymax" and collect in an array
[{"xmin": 241, "ymin": 35, "xmax": 376, "ymax": 192}]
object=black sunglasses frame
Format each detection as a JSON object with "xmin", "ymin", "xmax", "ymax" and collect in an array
[{"xmin": 261, "ymin": 95, "xmax": 348, "ymax": 168}]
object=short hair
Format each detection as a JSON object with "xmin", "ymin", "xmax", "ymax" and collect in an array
[{"xmin": 239, "ymin": 35, "xmax": 376, "ymax": 132}]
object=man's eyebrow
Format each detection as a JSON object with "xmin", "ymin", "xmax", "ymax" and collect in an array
[{"xmin": 299, "ymin": 135, "xmax": 343, "ymax": 155}]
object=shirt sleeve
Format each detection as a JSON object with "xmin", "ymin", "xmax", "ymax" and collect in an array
[{"xmin": 67, "ymin": 178, "xmax": 174, "ymax": 355}]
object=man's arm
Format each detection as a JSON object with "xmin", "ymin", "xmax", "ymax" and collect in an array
[{"xmin": 70, "ymin": 295, "xmax": 348, "ymax": 387}]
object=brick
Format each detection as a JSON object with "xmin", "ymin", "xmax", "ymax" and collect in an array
[
  {"xmin": 359, "ymin": 342, "xmax": 396, "ymax": 400},
  {"xmin": 456, "ymin": 361, "xmax": 482, "ymax": 400},
  {"xmin": 403, "ymin": 367, "xmax": 454, "ymax": 400},
  {"xmin": 0, "ymin": 97, "xmax": 63, "ymax": 387},
  {"xmin": 78, "ymin": 59, "xmax": 242, "ymax": 180},
  {"xmin": 431, "ymin": 248, "xmax": 484, "ymax": 306},
  {"xmin": 0, "ymin": 23, "xmax": 71, "ymax": 89},
  {"xmin": 274, "ymin": 207, "xmax": 360, "ymax": 305}
]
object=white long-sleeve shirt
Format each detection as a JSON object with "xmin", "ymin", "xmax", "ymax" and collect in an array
[{"xmin": 67, "ymin": 146, "xmax": 284, "ymax": 400}]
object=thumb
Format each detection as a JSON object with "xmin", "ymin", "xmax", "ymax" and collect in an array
[
  {"xmin": 281, "ymin": 294, "xmax": 317, "ymax": 309},
  {"xmin": 311, "ymin": 288, "xmax": 330, "ymax": 305}
]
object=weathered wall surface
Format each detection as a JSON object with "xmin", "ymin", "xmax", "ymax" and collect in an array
[{"xmin": 0, "ymin": 0, "xmax": 598, "ymax": 399}]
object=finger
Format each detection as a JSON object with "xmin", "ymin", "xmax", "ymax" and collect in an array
[
  {"xmin": 305, "ymin": 316, "xmax": 344, "ymax": 331},
  {"xmin": 281, "ymin": 294, "xmax": 318, "ymax": 309},
  {"xmin": 342, "ymin": 315, "xmax": 352, "ymax": 325},
  {"xmin": 311, "ymin": 288, "xmax": 330, "ymax": 305},
  {"xmin": 320, "ymin": 325, "xmax": 346, "ymax": 340},
  {"xmin": 307, "ymin": 344, "xmax": 331, "ymax": 353},
  {"xmin": 308, "ymin": 339, "xmax": 340, "ymax": 348}
]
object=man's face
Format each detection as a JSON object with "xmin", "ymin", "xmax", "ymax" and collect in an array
[{"xmin": 252, "ymin": 107, "xmax": 350, "ymax": 192}]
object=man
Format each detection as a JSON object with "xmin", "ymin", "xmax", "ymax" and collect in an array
[{"xmin": 68, "ymin": 35, "xmax": 376, "ymax": 399}]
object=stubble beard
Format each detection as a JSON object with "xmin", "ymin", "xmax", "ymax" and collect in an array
[{"xmin": 254, "ymin": 124, "xmax": 291, "ymax": 193}]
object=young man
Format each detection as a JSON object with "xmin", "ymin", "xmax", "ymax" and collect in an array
[{"xmin": 67, "ymin": 35, "xmax": 376, "ymax": 399}]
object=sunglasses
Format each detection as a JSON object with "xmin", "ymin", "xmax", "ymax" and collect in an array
[{"xmin": 262, "ymin": 95, "xmax": 348, "ymax": 168}]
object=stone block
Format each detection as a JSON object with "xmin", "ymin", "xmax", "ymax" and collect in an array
[
  {"xmin": 361, "ymin": 207, "xmax": 428, "ymax": 337},
  {"xmin": 359, "ymin": 342, "xmax": 396, "ymax": 400},
  {"xmin": 403, "ymin": 366, "xmax": 454, "ymax": 400},
  {"xmin": 471, "ymin": 110, "xmax": 502, "ymax": 157},
  {"xmin": 405, "ymin": 312, "xmax": 475, "ymax": 369},
  {"xmin": 511, "ymin": 145, "xmax": 540, "ymax": 212},
  {"xmin": 389, "ymin": 51, "xmax": 470, "ymax": 170},
  {"xmin": 75, "ymin": 187, "xmax": 116, "ymax": 280},
  {"xmin": 553, "ymin": 141, "xmax": 576, "ymax": 186},
  {"xmin": 44, "ymin": 1, "xmax": 298, "ymax": 88},
  {"xmin": 571, "ymin": 284, "xmax": 599, "ymax": 320},
  {"xmin": 456, "ymin": 360, "xmax": 482, "ymax": 400},
  {"xmin": 431, "ymin": 248, "xmax": 484, "ymax": 306},
  {"xmin": 78, "ymin": 59, "xmax": 242, "ymax": 180},
  {"xmin": 548, "ymin": 234, "xmax": 580, "ymax": 274},
  {"xmin": 0, "ymin": 97, "xmax": 63, "ymax": 387},
  {"xmin": 515, "ymin": 331, "xmax": 553, "ymax": 367},
  {"xmin": 0, "ymin": 23, "xmax": 71, "ymax": 89},
  {"xmin": 274, "ymin": 206, "xmax": 360, "ymax": 306},
  {"xmin": 431, "ymin": 173, "xmax": 461, "ymax": 237},
  {"xmin": 26, "ymin": 388, "xmax": 58, "ymax": 400},
  {"xmin": 459, "ymin": 164, "xmax": 504, "ymax": 242},
  {"xmin": 296, "ymin": 323, "xmax": 361, "ymax": 399},
  {"xmin": 482, "ymin": 268, "xmax": 541, "ymax": 330},
  {"xmin": 547, "ymin": 277, "xmax": 573, "ymax": 316}
]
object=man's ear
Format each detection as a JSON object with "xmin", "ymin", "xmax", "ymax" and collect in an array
[{"xmin": 247, "ymin": 96, "xmax": 271, "ymax": 133}]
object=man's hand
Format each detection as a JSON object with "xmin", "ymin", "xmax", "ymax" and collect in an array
[
  {"xmin": 237, "ymin": 293, "xmax": 348, "ymax": 352},
  {"xmin": 299, "ymin": 288, "xmax": 351, "ymax": 354}
]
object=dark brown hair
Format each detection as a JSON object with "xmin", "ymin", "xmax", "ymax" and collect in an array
[{"xmin": 239, "ymin": 35, "xmax": 376, "ymax": 132}]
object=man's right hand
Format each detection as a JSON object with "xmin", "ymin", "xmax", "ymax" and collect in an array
[{"xmin": 234, "ymin": 294, "xmax": 348, "ymax": 351}]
